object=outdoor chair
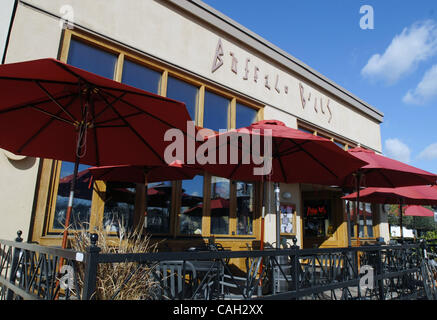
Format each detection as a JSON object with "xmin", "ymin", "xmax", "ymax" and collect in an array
[
  {"xmin": 155, "ymin": 260, "xmax": 198, "ymax": 300},
  {"xmin": 220, "ymin": 254, "xmax": 263, "ymax": 300}
]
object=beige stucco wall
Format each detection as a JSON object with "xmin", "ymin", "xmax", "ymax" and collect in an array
[
  {"xmin": 0, "ymin": 152, "xmax": 39, "ymax": 241},
  {"xmin": 0, "ymin": 3, "xmax": 62, "ymax": 240}
]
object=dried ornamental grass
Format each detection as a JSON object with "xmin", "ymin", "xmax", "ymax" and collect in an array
[{"xmin": 70, "ymin": 222, "xmax": 161, "ymax": 300}]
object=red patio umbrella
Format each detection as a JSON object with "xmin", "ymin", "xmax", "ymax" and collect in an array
[
  {"xmin": 200, "ymin": 120, "xmax": 368, "ymax": 249},
  {"xmin": 0, "ymin": 58, "xmax": 193, "ymax": 248},
  {"xmin": 342, "ymin": 185, "xmax": 437, "ymax": 206},
  {"xmin": 342, "ymin": 185, "xmax": 437, "ymax": 239},
  {"xmin": 340, "ymin": 147, "xmax": 437, "ymax": 188},
  {"xmin": 404, "ymin": 205, "xmax": 434, "ymax": 217},
  {"xmin": 338, "ymin": 147, "xmax": 437, "ymax": 246}
]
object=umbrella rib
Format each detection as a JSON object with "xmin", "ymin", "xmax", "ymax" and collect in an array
[
  {"xmin": 102, "ymin": 90, "xmax": 191, "ymax": 136},
  {"xmin": 288, "ymin": 138, "xmax": 339, "ymax": 179},
  {"xmin": 90, "ymin": 95, "xmax": 100, "ymax": 166},
  {"xmin": 34, "ymin": 80, "xmax": 77, "ymax": 122},
  {"xmin": 92, "ymin": 92, "xmax": 128, "ymax": 122},
  {"xmin": 94, "ymin": 111, "xmax": 143, "ymax": 126},
  {"xmin": 0, "ymin": 92, "xmax": 78, "ymax": 115},
  {"xmin": 276, "ymin": 141, "xmax": 311, "ymax": 158},
  {"xmin": 378, "ymin": 170, "xmax": 396, "ymax": 188},
  {"xmin": 273, "ymin": 139, "xmax": 287, "ymax": 181},
  {"xmin": 29, "ymin": 104, "xmax": 75, "ymax": 126},
  {"xmin": 0, "ymin": 76, "xmax": 77, "ymax": 86},
  {"xmin": 95, "ymin": 91, "xmax": 167, "ymax": 165},
  {"xmin": 17, "ymin": 94, "xmax": 79, "ymax": 153}
]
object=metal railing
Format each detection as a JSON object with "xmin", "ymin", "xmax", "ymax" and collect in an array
[{"xmin": 1, "ymin": 231, "xmax": 436, "ymax": 300}]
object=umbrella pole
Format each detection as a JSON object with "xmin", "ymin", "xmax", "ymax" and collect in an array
[
  {"xmin": 399, "ymin": 201, "xmax": 404, "ymax": 241},
  {"xmin": 346, "ymin": 200, "xmax": 352, "ymax": 247},
  {"xmin": 274, "ymin": 182, "xmax": 281, "ymax": 249},
  {"xmin": 61, "ymin": 156, "xmax": 80, "ymax": 249},
  {"xmin": 355, "ymin": 173, "xmax": 361, "ymax": 246}
]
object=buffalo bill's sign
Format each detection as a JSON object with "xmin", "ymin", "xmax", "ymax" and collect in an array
[{"xmin": 212, "ymin": 38, "xmax": 333, "ymax": 123}]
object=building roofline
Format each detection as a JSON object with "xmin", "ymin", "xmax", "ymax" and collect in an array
[{"xmin": 167, "ymin": 0, "xmax": 384, "ymax": 123}]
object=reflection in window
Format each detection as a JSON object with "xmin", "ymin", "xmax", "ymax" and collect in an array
[
  {"xmin": 53, "ymin": 163, "xmax": 92, "ymax": 230},
  {"xmin": 236, "ymin": 182, "xmax": 254, "ymax": 235},
  {"xmin": 364, "ymin": 203, "xmax": 373, "ymax": 237},
  {"xmin": 122, "ymin": 59, "xmax": 161, "ymax": 94},
  {"xmin": 67, "ymin": 39, "xmax": 117, "ymax": 79},
  {"xmin": 346, "ymin": 200, "xmax": 355, "ymax": 238},
  {"xmin": 297, "ymin": 127, "xmax": 315, "ymax": 135},
  {"xmin": 179, "ymin": 176, "xmax": 204, "ymax": 235},
  {"xmin": 103, "ymin": 181, "xmax": 136, "ymax": 232},
  {"xmin": 210, "ymin": 176, "xmax": 230, "ymax": 235},
  {"xmin": 167, "ymin": 76, "xmax": 198, "ymax": 122},
  {"xmin": 145, "ymin": 181, "xmax": 172, "ymax": 234},
  {"xmin": 236, "ymin": 103, "xmax": 257, "ymax": 128},
  {"xmin": 334, "ymin": 140, "xmax": 346, "ymax": 150},
  {"xmin": 203, "ymin": 90, "xmax": 229, "ymax": 131}
]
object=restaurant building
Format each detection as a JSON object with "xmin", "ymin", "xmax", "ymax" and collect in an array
[{"xmin": 0, "ymin": 0, "xmax": 389, "ymax": 252}]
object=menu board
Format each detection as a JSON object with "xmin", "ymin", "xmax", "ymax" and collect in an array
[{"xmin": 280, "ymin": 203, "xmax": 296, "ymax": 234}]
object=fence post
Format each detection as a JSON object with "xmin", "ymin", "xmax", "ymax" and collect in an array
[
  {"xmin": 376, "ymin": 245, "xmax": 385, "ymax": 300},
  {"xmin": 82, "ymin": 233, "xmax": 101, "ymax": 300},
  {"xmin": 7, "ymin": 230, "xmax": 23, "ymax": 300}
]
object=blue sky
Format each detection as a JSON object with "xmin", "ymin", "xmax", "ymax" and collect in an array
[{"xmin": 203, "ymin": 0, "xmax": 437, "ymax": 175}]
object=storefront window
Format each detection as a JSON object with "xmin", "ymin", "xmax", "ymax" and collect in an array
[
  {"xmin": 210, "ymin": 176, "xmax": 230, "ymax": 235},
  {"xmin": 145, "ymin": 181, "xmax": 172, "ymax": 234},
  {"xmin": 236, "ymin": 103, "xmax": 257, "ymax": 128},
  {"xmin": 303, "ymin": 199, "xmax": 331, "ymax": 237},
  {"xmin": 236, "ymin": 182, "xmax": 255, "ymax": 235},
  {"xmin": 67, "ymin": 39, "xmax": 117, "ymax": 79},
  {"xmin": 179, "ymin": 175, "xmax": 204, "ymax": 235},
  {"xmin": 53, "ymin": 163, "xmax": 92, "ymax": 230},
  {"xmin": 364, "ymin": 203, "xmax": 374, "ymax": 237},
  {"xmin": 351, "ymin": 202, "xmax": 374, "ymax": 238},
  {"xmin": 203, "ymin": 90, "xmax": 229, "ymax": 131},
  {"xmin": 122, "ymin": 59, "xmax": 161, "ymax": 94},
  {"xmin": 167, "ymin": 76, "xmax": 198, "ymax": 122},
  {"xmin": 103, "ymin": 181, "xmax": 136, "ymax": 232}
]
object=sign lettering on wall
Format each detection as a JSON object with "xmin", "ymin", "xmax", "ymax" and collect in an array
[{"xmin": 212, "ymin": 38, "xmax": 333, "ymax": 124}]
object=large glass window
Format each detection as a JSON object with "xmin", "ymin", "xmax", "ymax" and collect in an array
[
  {"xmin": 53, "ymin": 163, "xmax": 92, "ymax": 230},
  {"xmin": 145, "ymin": 181, "xmax": 173, "ymax": 234},
  {"xmin": 122, "ymin": 59, "xmax": 161, "ymax": 94},
  {"xmin": 103, "ymin": 181, "xmax": 136, "ymax": 232},
  {"xmin": 179, "ymin": 175, "xmax": 204, "ymax": 235},
  {"xmin": 236, "ymin": 103, "xmax": 257, "ymax": 128},
  {"xmin": 67, "ymin": 39, "xmax": 117, "ymax": 79},
  {"xmin": 167, "ymin": 76, "xmax": 198, "ymax": 122},
  {"xmin": 210, "ymin": 176, "xmax": 230, "ymax": 235},
  {"xmin": 236, "ymin": 182, "xmax": 255, "ymax": 235},
  {"xmin": 303, "ymin": 199, "xmax": 332, "ymax": 238},
  {"xmin": 203, "ymin": 90, "xmax": 229, "ymax": 131}
]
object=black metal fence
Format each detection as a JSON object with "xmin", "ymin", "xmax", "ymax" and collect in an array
[{"xmin": 1, "ymin": 231, "xmax": 436, "ymax": 300}]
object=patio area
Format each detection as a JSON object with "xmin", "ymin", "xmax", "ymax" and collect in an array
[{"xmin": 1, "ymin": 231, "xmax": 436, "ymax": 300}]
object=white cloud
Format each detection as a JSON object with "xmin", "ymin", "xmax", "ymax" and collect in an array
[
  {"xmin": 361, "ymin": 20, "xmax": 437, "ymax": 84},
  {"xmin": 403, "ymin": 64, "xmax": 437, "ymax": 104},
  {"xmin": 418, "ymin": 143, "xmax": 437, "ymax": 160},
  {"xmin": 384, "ymin": 138, "xmax": 411, "ymax": 163}
]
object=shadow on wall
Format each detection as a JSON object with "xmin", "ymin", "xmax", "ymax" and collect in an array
[{"xmin": 4, "ymin": 153, "xmax": 37, "ymax": 170}]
